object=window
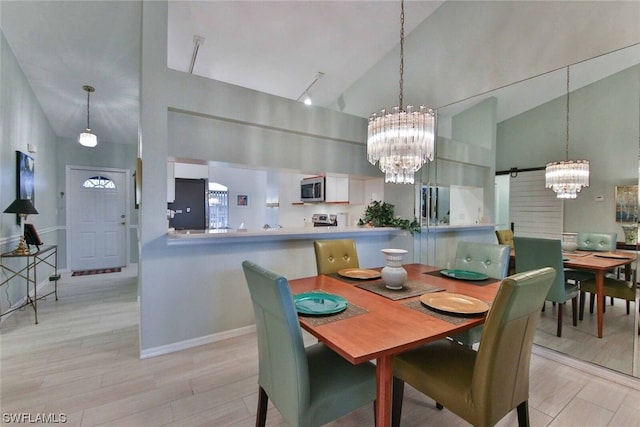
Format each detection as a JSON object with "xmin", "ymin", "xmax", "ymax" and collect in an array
[
  {"xmin": 82, "ymin": 175, "xmax": 116, "ymax": 189},
  {"xmin": 209, "ymin": 182, "xmax": 229, "ymax": 229}
]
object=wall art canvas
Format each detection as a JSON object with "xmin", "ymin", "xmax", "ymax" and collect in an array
[
  {"xmin": 615, "ymin": 185, "xmax": 638, "ymax": 223},
  {"xmin": 17, "ymin": 151, "xmax": 35, "ymax": 202}
]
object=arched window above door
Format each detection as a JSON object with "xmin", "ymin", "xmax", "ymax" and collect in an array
[{"xmin": 82, "ymin": 176, "xmax": 116, "ymax": 189}]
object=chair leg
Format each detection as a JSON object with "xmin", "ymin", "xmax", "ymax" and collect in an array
[
  {"xmin": 557, "ymin": 303, "xmax": 563, "ymax": 337},
  {"xmin": 373, "ymin": 400, "xmax": 377, "ymax": 427},
  {"xmin": 392, "ymin": 377, "xmax": 405, "ymax": 427},
  {"xmin": 579, "ymin": 291, "xmax": 585, "ymax": 321},
  {"xmin": 436, "ymin": 402, "xmax": 444, "ymax": 410},
  {"xmin": 589, "ymin": 294, "xmax": 595, "ymax": 314},
  {"xmin": 256, "ymin": 386, "xmax": 268, "ymax": 427},
  {"xmin": 517, "ymin": 401, "xmax": 530, "ymax": 427},
  {"xmin": 627, "ymin": 300, "xmax": 631, "ymax": 315},
  {"xmin": 571, "ymin": 296, "xmax": 578, "ymax": 327}
]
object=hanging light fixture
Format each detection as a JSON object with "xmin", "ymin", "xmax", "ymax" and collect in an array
[
  {"xmin": 545, "ymin": 67, "xmax": 589, "ymax": 199},
  {"xmin": 367, "ymin": 0, "xmax": 436, "ymax": 185},
  {"xmin": 78, "ymin": 85, "xmax": 98, "ymax": 147}
]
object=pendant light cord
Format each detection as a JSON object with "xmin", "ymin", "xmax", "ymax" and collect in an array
[
  {"xmin": 86, "ymin": 88, "xmax": 91, "ymax": 130},
  {"xmin": 398, "ymin": 0, "xmax": 405, "ymax": 109}
]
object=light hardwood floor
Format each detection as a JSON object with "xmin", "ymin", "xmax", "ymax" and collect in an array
[{"xmin": 2, "ymin": 266, "xmax": 640, "ymax": 426}]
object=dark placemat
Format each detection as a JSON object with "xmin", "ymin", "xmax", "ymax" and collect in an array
[
  {"xmin": 403, "ymin": 299, "xmax": 486, "ymax": 325},
  {"xmin": 424, "ymin": 270, "xmax": 500, "ymax": 286},
  {"xmin": 299, "ymin": 303, "xmax": 368, "ymax": 326},
  {"xmin": 355, "ymin": 280, "xmax": 444, "ymax": 300}
]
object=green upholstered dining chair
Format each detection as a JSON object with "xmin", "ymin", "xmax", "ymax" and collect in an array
[
  {"xmin": 313, "ymin": 239, "xmax": 360, "ymax": 275},
  {"xmin": 514, "ymin": 237, "xmax": 579, "ymax": 337},
  {"xmin": 241, "ymin": 260, "xmax": 376, "ymax": 427},
  {"xmin": 565, "ymin": 232, "xmax": 618, "ymax": 297},
  {"xmin": 495, "ymin": 229, "xmax": 514, "ymax": 248},
  {"xmin": 391, "ymin": 267, "xmax": 556, "ymax": 427},
  {"xmin": 449, "ymin": 241, "xmax": 511, "ymax": 346},
  {"xmin": 579, "ymin": 270, "xmax": 637, "ymax": 320}
]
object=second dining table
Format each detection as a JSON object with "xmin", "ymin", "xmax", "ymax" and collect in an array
[
  {"xmin": 288, "ymin": 263, "xmax": 501, "ymax": 427},
  {"xmin": 562, "ymin": 250, "xmax": 636, "ymax": 338}
]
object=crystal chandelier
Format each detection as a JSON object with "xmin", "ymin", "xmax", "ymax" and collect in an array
[
  {"xmin": 78, "ymin": 85, "xmax": 98, "ymax": 147},
  {"xmin": 545, "ymin": 67, "xmax": 589, "ymax": 199},
  {"xmin": 367, "ymin": 0, "xmax": 436, "ymax": 184}
]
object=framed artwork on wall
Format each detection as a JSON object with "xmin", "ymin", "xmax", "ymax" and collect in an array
[
  {"xmin": 15, "ymin": 151, "xmax": 35, "ymax": 224},
  {"xmin": 16, "ymin": 150, "xmax": 35, "ymax": 202},
  {"xmin": 237, "ymin": 194, "xmax": 248, "ymax": 206},
  {"xmin": 615, "ymin": 185, "xmax": 638, "ymax": 223}
]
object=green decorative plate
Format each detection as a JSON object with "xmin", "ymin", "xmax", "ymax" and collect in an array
[
  {"xmin": 294, "ymin": 292, "xmax": 348, "ymax": 315},
  {"xmin": 440, "ymin": 269, "xmax": 489, "ymax": 281}
]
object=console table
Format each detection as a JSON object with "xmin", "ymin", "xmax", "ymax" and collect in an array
[{"xmin": 0, "ymin": 245, "xmax": 59, "ymax": 324}]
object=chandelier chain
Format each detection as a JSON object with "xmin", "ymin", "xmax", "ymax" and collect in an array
[
  {"xmin": 399, "ymin": 0, "xmax": 405, "ymax": 109},
  {"xmin": 565, "ymin": 66, "xmax": 570, "ymax": 161}
]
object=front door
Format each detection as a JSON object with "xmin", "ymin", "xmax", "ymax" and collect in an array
[{"xmin": 67, "ymin": 167, "xmax": 128, "ymax": 271}]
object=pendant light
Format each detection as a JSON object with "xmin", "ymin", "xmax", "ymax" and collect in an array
[
  {"xmin": 545, "ymin": 67, "xmax": 589, "ymax": 199},
  {"xmin": 78, "ymin": 85, "xmax": 98, "ymax": 147},
  {"xmin": 367, "ymin": 0, "xmax": 436, "ymax": 185}
]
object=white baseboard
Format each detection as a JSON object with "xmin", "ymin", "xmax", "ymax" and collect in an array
[
  {"xmin": 533, "ymin": 344, "xmax": 640, "ymax": 390},
  {"xmin": 139, "ymin": 324, "xmax": 256, "ymax": 359}
]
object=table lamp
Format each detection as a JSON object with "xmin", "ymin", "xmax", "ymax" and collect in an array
[{"xmin": 3, "ymin": 198, "xmax": 39, "ymax": 255}]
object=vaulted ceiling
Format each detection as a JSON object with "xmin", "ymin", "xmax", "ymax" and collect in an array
[{"xmin": 2, "ymin": 1, "xmax": 639, "ymax": 146}]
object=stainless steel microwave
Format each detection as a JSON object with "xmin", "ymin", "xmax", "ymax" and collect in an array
[{"xmin": 300, "ymin": 177, "xmax": 325, "ymax": 202}]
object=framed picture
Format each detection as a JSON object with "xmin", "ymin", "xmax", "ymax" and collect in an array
[
  {"xmin": 16, "ymin": 151, "xmax": 35, "ymax": 201},
  {"xmin": 615, "ymin": 185, "xmax": 638, "ymax": 223},
  {"xmin": 237, "ymin": 194, "xmax": 248, "ymax": 206}
]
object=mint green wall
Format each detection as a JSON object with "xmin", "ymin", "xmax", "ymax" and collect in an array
[
  {"xmin": 1, "ymin": 31, "xmax": 59, "ymax": 314},
  {"xmin": 497, "ymin": 65, "xmax": 640, "ymax": 236}
]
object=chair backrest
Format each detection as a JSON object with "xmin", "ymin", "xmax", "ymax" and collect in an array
[
  {"xmin": 314, "ymin": 239, "xmax": 360, "ymax": 275},
  {"xmin": 513, "ymin": 237, "xmax": 567, "ymax": 303},
  {"xmin": 241, "ymin": 261, "xmax": 310, "ymax": 424},
  {"xmin": 495, "ymin": 229, "xmax": 514, "ymax": 248},
  {"xmin": 473, "ymin": 267, "xmax": 556, "ymax": 426},
  {"xmin": 454, "ymin": 241, "xmax": 511, "ymax": 279},
  {"xmin": 576, "ymin": 232, "xmax": 617, "ymax": 251}
]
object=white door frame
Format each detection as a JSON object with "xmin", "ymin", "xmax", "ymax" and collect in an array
[{"xmin": 66, "ymin": 165, "xmax": 130, "ymax": 271}]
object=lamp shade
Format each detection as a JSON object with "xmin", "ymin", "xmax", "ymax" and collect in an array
[{"xmin": 4, "ymin": 198, "xmax": 38, "ymax": 215}]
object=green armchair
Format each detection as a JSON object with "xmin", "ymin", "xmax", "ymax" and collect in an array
[
  {"xmin": 241, "ymin": 260, "xmax": 376, "ymax": 427},
  {"xmin": 391, "ymin": 267, "xmax": 556, "ymax": 427}
]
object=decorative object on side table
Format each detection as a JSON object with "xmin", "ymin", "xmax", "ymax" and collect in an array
[
  {"xmin": 381, "ymin": 248, "xmax": 408, "ymax": 290},
  {"xmin": 621, "ymin": 224, "xmax": 638, "ymax": 245},
  {"xmin": 3, "ymin": 198, "xmax": 39, "ymax": 255}
]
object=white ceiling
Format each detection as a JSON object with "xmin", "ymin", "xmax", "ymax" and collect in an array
[
  {"xmin": 1, "ymin": 0, "xmax": 442, "ymax": 146},
  {"xmin": 2, "ymin": 1, "xmax": 638, "ymax": 147}
]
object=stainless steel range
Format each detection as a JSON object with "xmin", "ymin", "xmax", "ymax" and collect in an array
[{"xmin": 311, "ymin": 213, "xmax": 337, "ymax": 227}]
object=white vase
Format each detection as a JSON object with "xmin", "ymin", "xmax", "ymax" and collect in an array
[{"xmin": 381, "ymin": 248, "xmax": 408, "ymax": 290}]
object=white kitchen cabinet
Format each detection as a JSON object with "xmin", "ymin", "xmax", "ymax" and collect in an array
[
  {"xmin": 325, "ymin": 176, "xmax": 349, "ymax": 203},
  {"xmin": 348, "ymin": 179, "xmax": 364, "ymax": 205}
]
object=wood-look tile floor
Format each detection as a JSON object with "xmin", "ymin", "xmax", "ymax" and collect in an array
[{"xmin": 2, "ymin": 266, "xmax": 640, "ymax": 426}]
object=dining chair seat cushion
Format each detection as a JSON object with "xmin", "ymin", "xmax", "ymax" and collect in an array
[
  {"xmin": 313, "ymin": 239, "xmax": 360, "ymax": 275},
  {"xmin": 576, "ymin": 232, "xmax": 617, "ymax": 252},
  {"xmin": 392, "ymin": 267, "xmax": 556, "ymax": 427},
  {"xmin": 580, "ymin": 276, "xmax": 636, "ymax": 301},
  {"xmin": 564, "ymin": 269, "xmax": 595, "ymax": 283},
  {"xmin": 305, "ymin": 343, "xmax": 377, "ymax": 425}
]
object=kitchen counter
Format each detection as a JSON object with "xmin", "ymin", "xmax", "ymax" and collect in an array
[{"xmin": 167, "ymin": 226, "xmax": 399, "ymax": 245}]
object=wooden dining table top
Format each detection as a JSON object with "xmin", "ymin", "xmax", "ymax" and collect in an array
[{"xmin": 288, "ymin": 263, "xmax": 501, "ymax": 364}]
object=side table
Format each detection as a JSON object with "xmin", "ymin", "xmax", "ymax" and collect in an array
[{"xmin": 0, "ymin": 245, "xmax": 59, "ymax": 324}]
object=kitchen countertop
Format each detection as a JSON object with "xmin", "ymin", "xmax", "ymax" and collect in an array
[{"xmin": 166, "ymin": 226, "xmax": 399, "ymax": 245}]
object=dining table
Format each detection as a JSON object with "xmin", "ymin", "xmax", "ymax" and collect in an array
[
  {"xmin": 562, "ymin": 250, "xmax": 636, "ymax": 338},
  {"xmin": 288, "ymin": 263, "xmax": 501, "ymax": 427}
]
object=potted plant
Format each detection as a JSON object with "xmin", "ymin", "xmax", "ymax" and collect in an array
[{"xmin": 358, "ymin": 201, "xmax": 421, "ymax": 234}]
